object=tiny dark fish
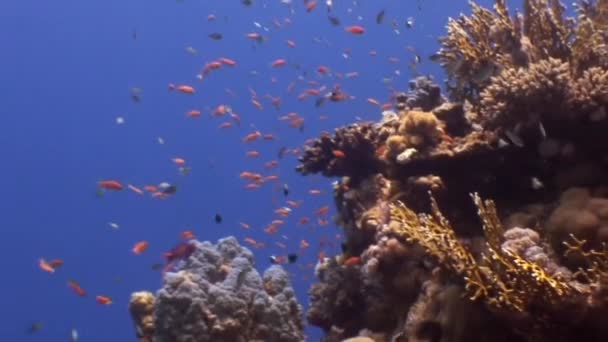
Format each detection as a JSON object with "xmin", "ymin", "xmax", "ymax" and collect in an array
[
  {"xmin": 95, "ymin": 188, "xmax": 105, "ymax": 198},
  {"xmin": 278, "ymin": 146, "xmax": 288, "ymax": 159},
  {"xmin": 242, "ymin": 0, "xmax": 253, "ymax": 6},
  {"xmin": 178, "ymin": 166, "xmax": 192, "ymax": 176},
  {"xmin": 215, "ymin": 213, "xmax": 223, "ymax": 224},
  {"xmin": 429, "ymin": 53, "xmax": 441, "ymax": 62},
  {"xmin": 287, "ymin": 253, "xmax": 298, "ymax": 264},
  {"xmin": 158, "ymin": 182, "xmax": 177, "ymax": 195},
  {"xmin": 132, "ymin": 29, "xmax": 137, "ymax": 40},
  {"xmin": 26, "ymin": 322, "xmax": 43, "ymax": 334},
  {"xmin": 315, "ymin": 97, "xmax": 326, "ymax": 108},
  {"xmin": 131, "ymin": 87, "xmax": 141, "ymax": 103},
  {"xmin": 376, "ymin": 9, "xmax": 385, "ymax": 24},
  {"xmin": 341, "ymin": 242, "xmax": 347, "ymax": 253},
  {"xmin": 283, "ymin": 184, "xmax": 289, "ymax": 197},
  {"xmin": 209, "ymin": 32, "xmax": 223, "ymax": 40},
  {"xmin": 235, "ymin": 267, "xmax": 251, "ymax": 290},
  {"xmin": 328, "ymin": 16, "xmax": 340, "ymax": 26},
  {"xmin": 151, "ymin": 263, "xmax": 164, "ymax": 271}
]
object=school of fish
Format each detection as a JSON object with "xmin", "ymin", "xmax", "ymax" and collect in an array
[{"xmin": 33, "ymin": 0, "xmax": 424, "ymax": 338}]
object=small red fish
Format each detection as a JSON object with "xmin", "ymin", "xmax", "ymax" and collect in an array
[
  {"xmin": 98, "ymin": 180, "xmax": 123, "ymax": 191},
  {"xmin": 168, "ymin": 84, "xmax": 195, "ymax": 94},
  {"xmin": 187, "ymin": 110, "xmax": 202, "ymax": 118},
  {"xmin": 271, "ymin": 59, "xmax": 287, "ymax": 68},
  {"xmin": 39, "ymin": 258, "xmax": 56, "ymax": 273},
  {"xmin": 180, "ymin": 230, "xmax": 195, "ymax": 240},
  {"xmin": 345, "ymin": 25, "xmax": 365, "ymax": 34},
  {"xmin": 132, "ymin": 241, "xmax": 149, "ymax": 255},
  {"xmin": 96, "ymin": 295, "xmax": 113, "ymax": 305},
  {"xmin": 332, "ymin": 150, "xmax": 346, "ymax": 158},
  {"xmin": 343, "ymin": 256, "xmax": 362, "ymax": 266},
  {"xmin": 218, "ymin": 57, "xmax": 237, "ymax": 66},
  {"xmin": 67, "ymin": 280, "xmax": 86, "ymax": 297},
  {"xmin": 164, "ymin": 242, "xmax": 196, "ymax": 263}
]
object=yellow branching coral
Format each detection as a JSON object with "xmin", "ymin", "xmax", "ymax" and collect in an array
[
  {"xmin": 571, "ymin": 0, "xmax": 608, "ymax": 72},
  {"xmin": 564, "ymin": 234, "xmax": 608, "ymax": 284},
  {"xmin": 435, "ymin": 0, "xmax": 608, "ymax": 101},
  {"xmin": 389, "ymin": 194, "xmax": 574, "ymax": 314}
]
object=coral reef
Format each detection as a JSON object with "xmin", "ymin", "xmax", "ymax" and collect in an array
[
  {"xmin": 296, "ymin": 1, "xmax": 608, "ymax": 341},
  {"xmin": 295, "ymin": 122, "xmax": 388, "ymax": 184},
  {"xmin": 128, "ymin": 237, "xmax": 304, "ymax": 342}
]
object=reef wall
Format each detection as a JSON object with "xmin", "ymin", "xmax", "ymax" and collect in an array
[{"xmin": 298, "ymin": 1, "xmax": 608, "ymax": 341}]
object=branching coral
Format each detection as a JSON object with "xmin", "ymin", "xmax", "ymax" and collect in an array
[
  {"xmin": 479, "ymin": 57, "xmax": 571, "ymax": 129},
  {"xmin": 547, "ymin": 187, "xmax": 608, "ymax": 267},
  {"xmin": 571, "ymin": 0, "xmax": 608, "ymax": 72},
  {"xmin": 296, "ymin": 123, "xmax": 388, "ymax": 182},
  {"xmin": 389, "ymin": 193, "xmax": 608, "ymax": 337},
  {"xmin": 435, "ymin": 0, "xmax": 608, "ymax": 104}
]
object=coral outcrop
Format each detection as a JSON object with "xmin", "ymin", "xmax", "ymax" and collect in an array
[{"xmin": 128, "ymin": 237, "xmax": 304, "ymax": 342}]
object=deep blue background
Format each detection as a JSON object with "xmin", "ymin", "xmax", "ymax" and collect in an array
[{"xmin": 1, "ymin": 0, "xmax": 496, "ymax": 340}]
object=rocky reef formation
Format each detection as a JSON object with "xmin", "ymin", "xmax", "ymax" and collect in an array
[
  {"xmin": 128, "ymin": 237, "xmax": 304, "ymax": 342},
  {"xmin": 298, "ymin": 1, "xmax": 608, "ymax": 341}
]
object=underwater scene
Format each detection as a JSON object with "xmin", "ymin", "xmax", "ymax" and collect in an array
[{"xmin": 4, "ymin": 0, "xmax": 608, "ymax": 341}]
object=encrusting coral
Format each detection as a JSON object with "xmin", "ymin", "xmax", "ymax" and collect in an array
[
  {"xmin": 128, "ymin": 237, "xmax": 304, "ymax": 342},
  {"xmin": 296, "ymin": 1, "xmax": 608, "ymax": 341},
  {"xmin": 129, "ymin": 291, "xmax": 156, "ymax": 342}
]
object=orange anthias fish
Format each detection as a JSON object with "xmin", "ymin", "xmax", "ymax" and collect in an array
[
  {"xmin": 343, "ymin": 256, "xmax": 362, "ymax": 266},
  {"xmin": 172, "ymin": 157, "xmax": 186, "ymax": 166},
  {"xmin": 98, "ymin": 180, "xmax": 123, "ymax": 191},
  {"xmin": 48, "ymin": 259, "xmax": 64, "ymax": 268},
  {"xmin": 271, "ymin": 58, "xmax": 287, "ymax": 68},
  {"xmin": 218, "ymin": 57, "xmax": 237, "ymax": 66},
  {"xmin": 168, "ymin": 84, "xmax": 195, "ymax": 94},
  {"xmin": 39, "ymin": 258, "xmax": 56, "ymax": 273},
  {"xmin": 132, "ymin": 241, "xmax": 149, "ymax": 254},
  {"xmin": 187, "ymin": 110, "xmax": 202, "ymax": 118},
  {"xmin": 345, "ymin": 25, "xmax": 365, "ymax": 34},
  {"xmin": 180, "ymin": 230, "xmax": 195, "ymax": 240},
  {"xmin": 242, "ymin": 131, "xmax": 262, "ymax": 143},
  {"xmin": 67, "ymin": 280, "xmax": 86, "ymax": 297},
  {"xmin": 96, "ymin": 295, "xmax": 113, "ymax": 305},
  {"xmin": 332, "ymin": 150, "xmax": 346, "ymax": 158}
]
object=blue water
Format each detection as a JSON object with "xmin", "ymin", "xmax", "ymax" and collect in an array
[{"xmin": 2, "ymin": 0, "xmax": 493, "ymax": 341}]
